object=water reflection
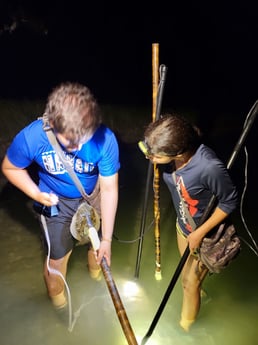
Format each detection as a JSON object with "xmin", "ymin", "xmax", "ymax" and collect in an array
[{"xmin": 0, "ymin": 144, "xmax": 258, "ymax": 345}]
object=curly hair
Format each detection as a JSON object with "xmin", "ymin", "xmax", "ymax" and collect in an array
[
  {"xmin": 44, "ymin": 82, "xmax": 101, "ymax": 144},
  {"xmin": 144, "ymin": 114, "xmax": 201, "ymax": 156}
]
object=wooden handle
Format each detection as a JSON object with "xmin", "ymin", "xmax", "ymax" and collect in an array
[
  {"xmin": 89, "ymin": 227, "xmax": 138, "ymax": 344},
  {"xmin": 101, "ymin": 258, "xmax": 138, "ymax": 345},
  {"xmin": 152, "ymin": 43, "xmax": 162, "ymax": 280}
]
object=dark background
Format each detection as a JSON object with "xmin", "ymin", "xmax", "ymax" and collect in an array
[
  {"xmin": 2, "ymin": 1, "xmax": 257, "ymax": 217},
  {"xmin": 1, "ymin": 2, "xmax": 258, "ymax": 114}
]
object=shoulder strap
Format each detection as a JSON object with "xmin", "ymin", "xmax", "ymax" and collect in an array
[
  {"xmin": 46, "ymin": 129, "xmax": 87, "ymax": 198},
  {"xmin": 44, "ymin": 125, "xmax": 89, "ymax": 200},
  {"xmin": 41, "ymin": 115, "xmax": 100, "ymax": 210},
  {"xmin": 172, "ymin": 172, "xmax": 197, "ymax": 231}
]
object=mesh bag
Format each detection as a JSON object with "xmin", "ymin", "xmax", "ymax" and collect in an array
[
  {"xmin": 70, "ymin": 201, "xmax": 100, "ymax": 245},
  {"xmin": 199, "ymin": 222, "xmax": 241, "ymax": 274}
]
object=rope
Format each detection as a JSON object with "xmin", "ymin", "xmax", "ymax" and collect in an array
[{"xmin": 40, "ymin": 214, "xmax": 74, "ymax": 331}]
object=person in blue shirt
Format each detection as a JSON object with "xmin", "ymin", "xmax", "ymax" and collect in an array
[
  {"xmin": 1, "ymin": 82, "xmax": 120, "ymax": 310},
  {"xmin": 139, "ymin": 113, "xmax": 238, "ymax": 332}
]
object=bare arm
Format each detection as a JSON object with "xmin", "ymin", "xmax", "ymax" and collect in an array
[
  {"xmin": 1, "ymin": 156, "xmax": 58, "ymax": 206},
  {"xmin": 96, "ymin": 172, "xmax": 119, "ymax": 266}
]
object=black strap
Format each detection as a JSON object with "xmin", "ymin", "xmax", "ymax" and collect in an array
[{"xmin": 41, "ymin": 115, "xmax": 94, "ymax": 211}]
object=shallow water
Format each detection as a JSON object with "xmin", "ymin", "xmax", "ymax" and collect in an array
[{"xmin": 0, "ymin": 144, "xmax": 257, "ymax": 345}]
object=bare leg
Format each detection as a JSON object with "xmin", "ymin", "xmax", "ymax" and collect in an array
[
  {"xmin": 44, "ymin": 250, "xmax": 72, "ymax": 308},
  {"xmin": 87, "ymin": 247, "xmax": 101, "ymax": 281},
  {"xmin": 177, "ymin": 233, "xmax": 208, "ymax": 331}
]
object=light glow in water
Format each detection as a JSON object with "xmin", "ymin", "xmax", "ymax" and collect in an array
[{"xmin": 123, "ymin": 280, "xmax": 140, "ymax": 298}]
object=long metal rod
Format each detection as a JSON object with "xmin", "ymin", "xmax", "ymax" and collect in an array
[
  {"xmin": 141, "ymin": 99, "xmax": 258, "ymax": 344},
  {"xmin": 134, "ymin": 162, "xmax": 153, "ymax": 278}
]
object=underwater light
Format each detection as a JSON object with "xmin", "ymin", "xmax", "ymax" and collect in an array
[{"xmin": 123, "ymin": 280, "xmax": 140, "ymax": 298}]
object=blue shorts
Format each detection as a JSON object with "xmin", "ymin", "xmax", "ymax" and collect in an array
[{"xmin": 35, "ymin": 197, "xmax": 83, "ymax": 259}]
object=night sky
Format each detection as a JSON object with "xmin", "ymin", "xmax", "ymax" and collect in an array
[{"xmin": 1, "ymin": 2, "xmax": 258, "ymax": 114}]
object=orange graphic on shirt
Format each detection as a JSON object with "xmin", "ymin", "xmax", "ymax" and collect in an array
[{"xmin": 180, "ymin": 181, "xmax": 198, "ymax": 217}]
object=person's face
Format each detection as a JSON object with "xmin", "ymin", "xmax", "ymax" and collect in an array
[
  {"xmin": 55, "ymin": 132, "xmax": 89, "ymax": 152},
  {"xmin": 146, "ymin": 154, "xmax": 174, "ymax": 164},
  {"xmin": 139, "ymin": 140, "xmax": 175, "ymax": 164}
]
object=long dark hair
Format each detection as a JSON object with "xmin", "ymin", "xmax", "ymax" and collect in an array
[{"xmin": 144, "ymin": 114, "xmax": 202, "ymax": 156}]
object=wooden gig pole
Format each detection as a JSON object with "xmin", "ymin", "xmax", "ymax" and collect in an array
[
  {"xmin": 89, "ymin": 227, "xmax": 138, "ymax": 345},
  {"xmin": 152, "ymin": 43, "xmax": 162, "ymax": 280},
  {"xmin": 100, "ymin": 259, "xmax": 138, "ymax": 345}
]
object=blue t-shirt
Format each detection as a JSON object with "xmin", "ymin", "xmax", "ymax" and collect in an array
[
  {"xmin": 7, "ymin": 119, "xmax": 120, "ymax": 197},
  {"xmin": 163, "ymin": 144, "xmax": 238, "ymax": 235}
]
